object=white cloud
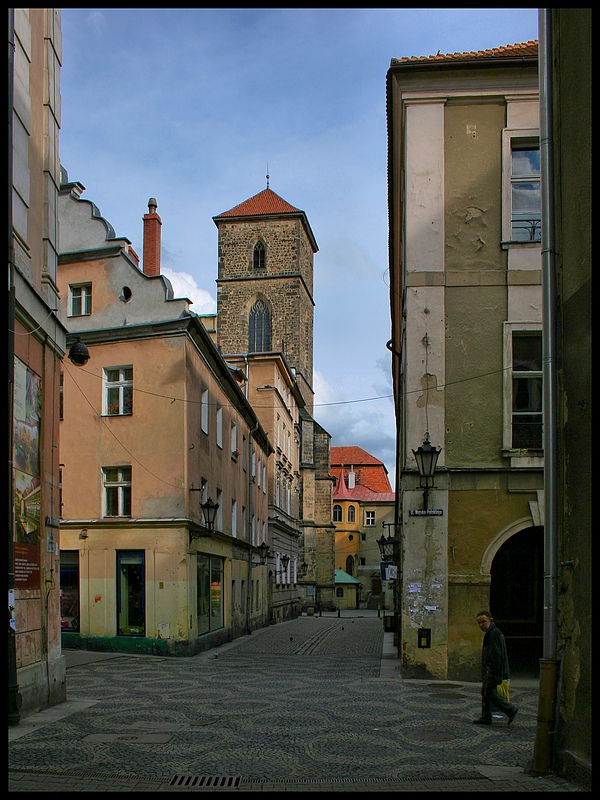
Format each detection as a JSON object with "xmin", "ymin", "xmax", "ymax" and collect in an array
[{"xmin": 161, "ymin": 267, "xmax": 216, "ymax": 314}]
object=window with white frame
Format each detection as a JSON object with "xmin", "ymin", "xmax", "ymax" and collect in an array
[
  {"xmin": 348, "ymin": 505, "xmax": 356, "ymax": 523},
  {"xmin": 104, "ymin": 367, "xmax": 133, "ymax": 416},
  {"xmin": 333, "ymin": 504, "xmax": 342, "ymax": 522},
  {"xmin": 503, "ymin": 323, "xmax": 543, "ymax": 451},
  {"xmin": 231, "ymin": 499, "xmax": 237, "ymax": 538},
  {"xmin": 69, "ymin": 283, "xmax": 92, "ymax": 316},
  {"xmin": 103, "ymin": 466, "xmax": 131, "ymax": 517},
  {"xmin": 201, "ymin": 389, "xmax": 209, "ymax": 434},
  {"xmin": 231, "ymin": 421, "xmax": 238, "ymax": 458},
  {"xmin": 216, "ymin": 405, "xmax": 223, "ymax": 448},
  {"xmin": 365, "ymin": 511, "xmax": 375, "ymax": 526},
  {"xmin": 502, "ymin": 130, "xmax": 541, "ymax": 243}
]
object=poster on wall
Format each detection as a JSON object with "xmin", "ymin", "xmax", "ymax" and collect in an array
[{"xmin": 13, "ymin": 357, "xmax": 42, "ymax": 589}]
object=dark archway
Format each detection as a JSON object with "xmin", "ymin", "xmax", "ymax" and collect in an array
[{"xmin": 490, "ymin": 525, "xmax": 543, "ymax": 678}]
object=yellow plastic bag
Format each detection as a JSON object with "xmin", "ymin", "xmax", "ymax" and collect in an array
[{"xmin": 496, "ymin": 680, "xmax": 510, "ymax": 701}]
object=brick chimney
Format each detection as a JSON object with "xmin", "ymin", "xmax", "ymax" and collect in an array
[{"xmin": 142, "ymin": 197, "xmax": 161, "ymax": 276}]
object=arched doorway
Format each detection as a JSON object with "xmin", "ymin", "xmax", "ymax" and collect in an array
[{"xmin": 489, "ymin": 525, "xmax": 543, "ymax": 678}]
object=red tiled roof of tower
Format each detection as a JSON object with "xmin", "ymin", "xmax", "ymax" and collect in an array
[
  {"xmin": 214, "ymin": 188, "xmax": 301, "ymax": 218},
  {"xmin": 391, "ymin": 40, "xmax": 538, "ymax": 66}
]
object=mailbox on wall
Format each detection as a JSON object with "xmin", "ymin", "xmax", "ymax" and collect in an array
[{"xmin": 418, "ymin": 628, "xmax": 431, "ymax": 648}]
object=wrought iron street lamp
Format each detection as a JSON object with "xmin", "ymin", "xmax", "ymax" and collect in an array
[
  {"xmin": 256, "ymin": 541, "xmax": 270, "ymax": 566},
  {"xmin": 412, "ymin": 435, "xmax": 442, "ymax": 511},
  {"xmin": 279, "ymin": 553, "xmax": 290, "ymax": 583},
  {"xmin": 200, "ymin": 497, "xmax": 219, "ymax": 533},
  {"xmin": 189, "ymin": 494, "xmax": 219, "ymax": 540}
]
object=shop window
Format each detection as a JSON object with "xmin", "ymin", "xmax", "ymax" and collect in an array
[
  {"xmin": 117, "ymin": 550, "xmax": 145, "ymax": 636},
  {"xmin": 197, "ymin": 554, "xmax": 224, "ymax": 635},
  {"xmin": 60, "ymin": 551, "xmax": 79, "ymax": 631}
]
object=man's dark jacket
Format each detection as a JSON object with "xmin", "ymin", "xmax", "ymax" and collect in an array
[{"xmin": 481, "ymin": 622, "xmax": 510, "ymax": 687}]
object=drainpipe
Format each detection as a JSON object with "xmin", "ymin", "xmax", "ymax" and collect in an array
[{"xmin": 533, "ymin": 8, "xmax": 560, "ymax": 774}]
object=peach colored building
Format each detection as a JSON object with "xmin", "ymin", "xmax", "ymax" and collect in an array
[
  {"xmin": 9, "ymin": 9, "xmax": 68, "ymax": 723},
  {"xmin": 57, "ymin": 180, "xmax": 272, "ymax": 655}
]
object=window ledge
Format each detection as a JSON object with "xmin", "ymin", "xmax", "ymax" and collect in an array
[
  {"xmin": 502, "ymin": 449, "xmax": 543, "ymax": 468},
  {"xmin": 501, "ymin": 239, "xmax": 541, "ymax": 250}
]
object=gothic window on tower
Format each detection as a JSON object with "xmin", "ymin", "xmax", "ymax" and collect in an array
[
  {"xmin": 249, "ymin": 299, "xmax": 271, "ymax": 352},
  {"xmin": 253, "ymin": 241, "xmax": 266, "ymax": 270}
]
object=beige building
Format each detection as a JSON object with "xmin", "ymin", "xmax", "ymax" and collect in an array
[
  {"xmin": 387, "ymin": 41, "xmax": 544, "ymax": 680},
  {"xmin": 57, "ymin": 182, "xmax": 272, "ymax": 655},
  {"xmin": 9, "ymin": 8, "xmax": 68, "ymax": 722},
  {"xmin": 214, "ymin": 186, "xmax": 336, "ymax": 614}
]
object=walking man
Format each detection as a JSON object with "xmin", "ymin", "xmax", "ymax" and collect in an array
[{"xmin": 473, "ymin": 611, "xmax": 518, "ymax": 726}]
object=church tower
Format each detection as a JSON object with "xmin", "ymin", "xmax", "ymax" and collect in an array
[{"xmin": 213, "ymin": 184, "xmax": 318, "ymax": 413}]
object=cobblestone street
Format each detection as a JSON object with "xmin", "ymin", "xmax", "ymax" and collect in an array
[{"xmin": 9, "ymin": 612, "xmax": 586, "ymax": 792}]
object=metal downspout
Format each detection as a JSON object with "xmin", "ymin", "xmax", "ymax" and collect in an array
[{"xmin": 533, "ymin": 8, "xmax": 560, "ymax": 774}]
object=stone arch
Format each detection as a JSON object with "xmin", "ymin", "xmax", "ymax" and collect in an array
[
  {"xmin": 480, "ymin": 516, "xmax": 535, "ymax": 576},
  {"xmin": 252, "ymin": 238, "xmax": 266, "ymax": 271},
  {"xmin": 247, "ymin": 294, "xmax": 272, "ymax": 353}
]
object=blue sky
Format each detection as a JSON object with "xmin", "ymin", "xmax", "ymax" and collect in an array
[{"xmin": 59, "ymin": 8, "xmax": 539, "ymax": 484}]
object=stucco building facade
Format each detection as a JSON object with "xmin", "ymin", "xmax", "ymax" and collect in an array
[
  {"xmin": 387, "ymin": 41, "xmax": 544, "ymax": 681},
  {"xmin": 57, "ymin": 183, "xmax": 272, "ymax": 656},
  {"xmin": 9, "ymin": 8, "xmax": 68, "ymax": 723}
]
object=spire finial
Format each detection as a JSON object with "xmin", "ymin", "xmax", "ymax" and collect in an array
[{"xmin": 266, "ymin": 163, "xmax": 270, "ymax": 189}]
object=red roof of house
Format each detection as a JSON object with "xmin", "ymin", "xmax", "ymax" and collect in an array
[
  {"xmin": 331, "ymin": 446, "xmax": 393, "ymax": 495},
  {"xmin": 391, "ymin": 40, "xmax": 538, "ymax": 66}
]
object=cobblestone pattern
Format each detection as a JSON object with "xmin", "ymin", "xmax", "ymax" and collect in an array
[{"xmin": 9, "ymin": 615, "xmax": 587, "ymax": 792}]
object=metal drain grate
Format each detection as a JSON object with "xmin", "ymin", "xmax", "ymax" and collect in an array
[
  {"xmin": 239, "ymin": 773, "xmax": 484, "ymax": 784},
  {"xmin": 170, "ymin": 775, "xmax": 241, "ymax": 789}
]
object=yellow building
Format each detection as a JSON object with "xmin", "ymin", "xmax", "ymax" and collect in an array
[
  {"xmin": 387, "ymin": 42, "xmax": 544, "ymax": 680},
  {"xmin": 57, "ymin": 183, "xmax": 272, "ymax": 655},
  {"xmin": 331, "ymin": 448, "xmax": 395, "ymax": 611}
]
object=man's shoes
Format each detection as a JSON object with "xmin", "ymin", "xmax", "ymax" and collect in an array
[
  {"xmin": 472, "ymin": 717, "xmax": 492, "ymax": 725},
  {"xmin": 507, "ymin": 708, "xmax": 519, "ymax": 726}
]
